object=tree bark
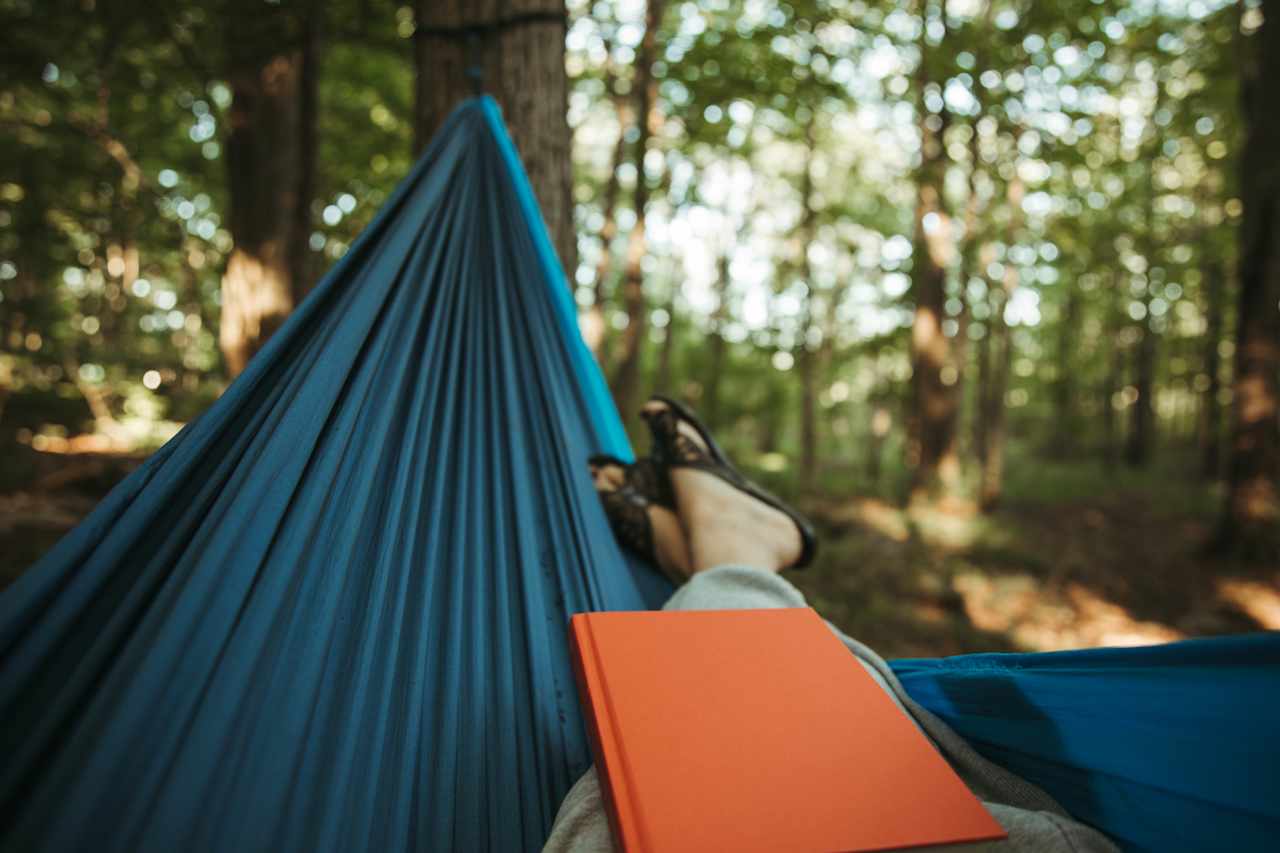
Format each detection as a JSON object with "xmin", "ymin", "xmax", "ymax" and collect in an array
[
  {"xmin": 581, "ymin": 32, "xmax": 628, "ymax": 361},
  {"xmin": 609, "ymin": 0, "xmax": 665, "ymax": 426},
  {"xmin": 703, "ymin": 250, "xmax": 731, "ymax": 429},
  {"xmin": 1050, "ymin": 284, "xmax": 1079, "ymax": 457},
  {"xmin": 978, "ymin": 172, "xmax": 1022, "ymax": 511},
  {"xmin": 973, "ymin": 263, "xmax": 992, "ymax": 465},
  {"xmin": 797, "ymin": 120, "xmax": 820, "ymax": 489},
  {"xmin": 221, "ymin": 46, "xmax": 304, "ymax": 377},
  {"xmin": 1125, "ymin": 80, "xmax": 1164, "ymax": 467},
  {"xmin": 289, "ymin": 4, "xmax": 321, "ymax": 301},
  {"xmin": 1199, "ymin": 258, "xmax": 1225, "ymax": 479},
  {"xmin": 1099, "ymin": 269, "xmax": 1124, "ymax": 465},
  {"xmin": 414, "ymin": 0, "xmax": 575, "ymax": 282},
  {"xmin": 908, "ymin": 0, "xmax": 960, "ymax": 503},
  {"xmin": 1216, "ymin": 0, "xmax": 1280, "ymax": 555},
  {"xmin": 583, "ymin": 98, "xmax": 629, "ymax": 361},
  {"xmin": 654, "ymin": 284, "xmax": 677, "ymax": 395}
]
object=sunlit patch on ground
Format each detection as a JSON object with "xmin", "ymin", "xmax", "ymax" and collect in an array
[
  {"xmin": 1217, "ymin": 580, "xmax": 1280, "ymax": 630},
  {"xmin": 952, "ymin": 571, "xmax": 1184, "ymax": 652},
  {"xmin": 797, "ymin": 474, "xmax": 1273, "ymax": 659},
  {"xmin": 811, "ymin": 496, "xmax": 911, "ymax": 543},
  {"xmin": 15, "ymin": 422, "xmax": 182, "ymax": 455}
]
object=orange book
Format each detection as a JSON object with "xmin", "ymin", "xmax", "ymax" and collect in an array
[{"xmin": 569, "ymin": 607, "xmax": 1007, "ymax": 852}]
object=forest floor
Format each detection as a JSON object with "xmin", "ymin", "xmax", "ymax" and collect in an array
[
  {"xmin": 789, "ymin": 458, "xmax": 1280, "ymax": 658},
  {"xmin": 1, "ymin": 438, "xmax": 1276, "ymax": 660}
]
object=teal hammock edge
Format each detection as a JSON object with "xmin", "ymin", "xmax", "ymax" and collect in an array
[
  {"xmin": 477, "ymin": 96, "xmax": 632, "ymax": 463},
  {"xmin": 890, "ymin": 630, "xmax": 1280, "ymax": 852}
]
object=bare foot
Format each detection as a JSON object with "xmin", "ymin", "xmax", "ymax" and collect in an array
[
  {"xmin": 590, "ymin": 460, "xmax": 692, "ymax": 582},
  {"xmin": 640, "ymin": 401, "xmax": 802, "ymax": 574}
]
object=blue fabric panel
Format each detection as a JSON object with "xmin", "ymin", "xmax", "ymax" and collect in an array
[
  {"xmin": 0, "ymin": 97, "xmax": 671, "ymax": 853},
  {"xmin": 891, "ymin": 632, "xmax": 1280, "ymax": 852}
]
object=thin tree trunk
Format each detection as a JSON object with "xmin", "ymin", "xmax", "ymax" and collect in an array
[
  {"xmin": 866, "ymin": 354, "xmax": 889, "ymax": 487},
  {"xmin": 1100, "ymin": 269, "xmax": 1125, "ymax": 464},
  {"xmin": 1125, "ymin": 80, "xmax": 1164, "ymax": 467},
  {"xmin": 654, "ymin": 284, "xmax": 677, "ymax": 394},
  {"xmin": 1051, "ymin": 284, "xmax": 1079, "ymax": 457},
  {"xmin": 221, "ymin": 46, "xmax": 304, "ymax": 377},
  {"xmin": 974, "ymin": 272, "xmax": 992, "ymax": 466},
  {"xmin": 289, "ymin": 2, "xmax": 321, "ymax": 302},
  {"xmin": 1199, "ymin": 258, "xmax": 1225, "ymax": 479},
  {"xmin": 797, "ymin": 118, "xmax": 819, "ymax": 489},
  {"xmin": 414, "ymin": 0, "xmax": 575, "ymax": 281},
  {"xmin": 703, "ymin": 250, "xmax": 731, "ymax": 429},
  {"xmin": 954, "ymin": 0, "xmax": 992, "ymax": 465},
  {"xmin": 609, "ymin": 0, "xmax": 665, "ymax": 425},
  {"xmin": 582, "ymin": 36, "xmax": 628, "ymax": 360},
  {"xmin": 952, "ymin": 135, "xmax": 980, "ymax": 464},
  {"xmin": 1215, "ymin": 0, "xmax": 1280, "ymax": 555},
  {"xmin": 978, "ymin": 171, "xmax": 1022, "ymax": 511},
  {"xmin": 908, "ymin": 0, "xmax": 959, "ymax": 502},
  {"xmin": 979, "ymin": 296, "xmax": 1012, "ymax": 510}
]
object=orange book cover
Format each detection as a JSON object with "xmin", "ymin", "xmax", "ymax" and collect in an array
[{"xmin": 569, "ymin": 607, "xmax": 1007, "ymax": 853}]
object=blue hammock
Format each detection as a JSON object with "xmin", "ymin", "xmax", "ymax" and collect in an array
[{"xmin": 0, "ymin": 96, "xmax": 1276, "ymax": 852}]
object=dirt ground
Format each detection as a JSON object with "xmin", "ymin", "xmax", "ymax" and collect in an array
[{"xmin": 792, "ymin": 484, "xmax": 1280, "ymax": 658}]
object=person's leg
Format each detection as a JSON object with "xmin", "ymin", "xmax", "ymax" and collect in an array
[
  {"xmin": 662, "ymin": 564, "xmax": 804, "ymax": 611},
  {"xmin": 553, "ymin": 401, "xmax": 1117, "ymax": 852}
]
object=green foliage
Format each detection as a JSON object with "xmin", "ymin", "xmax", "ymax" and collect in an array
[{"xmin": 0, "ymin": 0, "xmax": 1260, "ymax": 517}]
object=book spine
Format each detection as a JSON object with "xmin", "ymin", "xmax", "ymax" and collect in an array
[{"xmin": 569, "ymin": 614, "xmax": 642, "ymax": 851}]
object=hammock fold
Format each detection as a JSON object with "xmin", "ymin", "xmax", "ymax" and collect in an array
[{"xmin": 1, "ymin": 95, "xmax": 1276, "ymax": 853}]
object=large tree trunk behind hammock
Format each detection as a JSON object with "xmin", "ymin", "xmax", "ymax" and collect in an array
[
  {"xmin": 220, "ymin": 10, "xmax": 319, "ymax": 379},
  {"xmin": 1214, "ymin": 0, "xmax": 1280, "ymax": 557},
  {"xmin": 413, "ymin": 0, "xmax": 575, "ymax": 285}
]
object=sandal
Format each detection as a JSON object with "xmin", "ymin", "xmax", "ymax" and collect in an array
[
  {"xmin": 588, "ymin": 454, "xmax": 675, "ymax": 510},
  {"xmin": 589, "ymin": 456, "xmax": 683, "ymax": 585},
  {"xmin": 640, "ymin": 395, "xmax": 818, "ymax": 570}
]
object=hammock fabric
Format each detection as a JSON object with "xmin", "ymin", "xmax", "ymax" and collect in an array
[
  {"xmin": 894, "ymin": 632, "xmax": 1280, "ymax": 853},
  {"xmin": 0, "ymin": 96, "xmax": 1276, "ymax": 852}
]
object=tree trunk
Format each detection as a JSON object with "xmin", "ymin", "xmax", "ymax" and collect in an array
[
  {"xmin": 582, "ymin": 38, "xmax": 628, "ymax": 361},
  {"xmin": 1125, "ymin": 81, "xmax": 1164, "ymax": 467},
  {"xmin": 221, "ymin": 48, "xmax": 304, "ymax": 377},
  {"xmin": 1050, "ymin": 284, "xmax": 1079, "ymax": 457},
  {"xmin": 797, "ymin": 120, "xmax": 819, "ymax": 489},
  {"xmin": 1199, "ymin": 258, "xmax": 1225, "ymax": 479},
  {"xmin": 1101, "ymin": 270, "xmax": 1125, "ymax": 464},
  {"xmin": 608, "ymin": 0, "xmax": 665, "ymax": 426},
  {"xmin": 954, "ymin": 1, "xmax": 992, "ymax": 464},
  {"xmin": 654, "ymin": 285, "xmax": 677, "ymax": 394},
  {"xmin": 979, "ymin": 310, "xmax": 1012, "ymax": 510},
  {"xmin": 908, "ymin": 0, "xmax": 959, "ymax": 503},
  {"xmin": 865, "ymin": 354, "xmax": 889, "ymax": 488},
  {"xmin": 974, "ymin": 280, "xmax": 992, "ymax": 466},
  {"xmin": 289, "ymin": 4, "xmax": 321, "ymax": 302},
  {"xmin": 414, "ymin": 0, "xmax": 575, "ymax": 281},
  {"xmin": 1216, "ymin": 0, "xmax": 1280, "ymax": 555},
  {"xmin": 703, "ymin": 251, "xmax": 731, "ymax": 429},
  {"xmin": 978, "ymin": 172, "xmax": 1023, "ymax": 511}
]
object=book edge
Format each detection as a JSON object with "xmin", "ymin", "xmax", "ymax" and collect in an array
[{"xmin": 569, "ymin": 612, "xmax": 645, "ymax": 851}]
